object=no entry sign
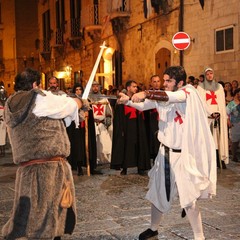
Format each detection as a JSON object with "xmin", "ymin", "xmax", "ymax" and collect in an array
[{"xmin": 172, "ymin": 32, "xmax": 191, "ymax": 50}]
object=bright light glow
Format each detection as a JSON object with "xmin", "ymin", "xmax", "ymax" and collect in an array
[
  {"xmin": 103, "ymin": 47, "xmax": 114, "ymax": 61},
  {"xmin": 65, "ymin": 66, "xmax": 72, "ymax": 77},
  {"xmin": 54, "ymin": 71, "xmax": 67, "ymax": 78}
]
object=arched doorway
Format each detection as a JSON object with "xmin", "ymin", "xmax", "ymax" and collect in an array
[{"xmin": 155, "ymin": 48, "xmax": 171, "ymax": 86}]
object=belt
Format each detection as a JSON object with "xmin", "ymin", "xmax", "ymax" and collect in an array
[
  {"xmin": 208, "ymin": 117, "xmax": 220, "ymax": 128},
  {"xmin": 94, "ymin": 119, "xmax": 104, "ymax": 124},
  {"xmin": 162, "ymin": 144, "xmax": 181, "ymax": 202},
  {"xmin": 20, "ymin": 156, "xmax": 66, "ymax": 167},
  {"xmin": 164, "ymin": 145, "xmax": 181, "ymax": 153}
]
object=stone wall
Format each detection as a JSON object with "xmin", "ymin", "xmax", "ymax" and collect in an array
[{"xmin": 184, "ymin": 0, "xmax": 240, "ymax": 81}]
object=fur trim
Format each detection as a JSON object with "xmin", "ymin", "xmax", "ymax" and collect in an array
[{"xmin": 2, "ymin": 161, "xmax": 76, "ymax": 239}]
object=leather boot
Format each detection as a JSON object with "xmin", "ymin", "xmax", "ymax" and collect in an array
[
  {"xmin": 139, "ymin": 228, "xmax": 158, "ymax": 240},
  {"xmin": 120, "ymin": 168, "xmax": 127, "ymax": 175}
]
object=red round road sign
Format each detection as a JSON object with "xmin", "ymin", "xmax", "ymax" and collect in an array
[{"xmin": 172, "ymin": 32, "xmax": 191, "ymax": 50}]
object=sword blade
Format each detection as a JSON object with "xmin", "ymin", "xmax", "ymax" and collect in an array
[
  {"xmin": 95, "ymin": 95, "xmax": 118, "ymax": 100},
  {"xmin": 82, "ymin": 41, "xmax": 107, "ymax": 99}
]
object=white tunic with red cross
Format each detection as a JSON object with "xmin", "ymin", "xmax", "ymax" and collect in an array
[
  {"xmin": 91, "ymin": 98, "xmax": 112, "ymax": 163},
  {"xmin": 127, "ymin": 85, "xmax": 216, "ymax": 212},
  {"xmin": 197, "ymin": 84, "xmax": 229, "ymax": 164},
  {"xmin": 92, "ymin": 99, "xmax": 109, "ymax": 121}
]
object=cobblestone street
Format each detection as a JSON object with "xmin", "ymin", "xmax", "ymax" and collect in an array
[{"xmin": 0, "ymin": 147, "xmax": 240, "ymax": 240}]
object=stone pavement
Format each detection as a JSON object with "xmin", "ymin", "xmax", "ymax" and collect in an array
[{"xmin": 0, "ymin": 147, "xmax": 240, "ymax": 240}]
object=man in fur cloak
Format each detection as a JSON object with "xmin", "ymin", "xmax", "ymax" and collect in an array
[
  {"xmin": 197, "ymin": 67, "xmax": 229, "ymax": 168},
  {"xmin": 119, "ymin": 66, "xmax": 216, "ymax": 240},
  {"xmin": 2, "ymin": 68, "xmax": 82, "ymax": 240}
]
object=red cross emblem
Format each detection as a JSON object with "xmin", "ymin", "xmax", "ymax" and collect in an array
[
  {"xmin": 206, "ymin": 91, "xmax": 217, "ymax": 105},
  {"xmin": 80, "ymin": 121, "xmax": 85, "ymax": 128},
  {"xmin": 93, "ymin": 104, "xmax": 104, "ymax": 115},
  {"xmin": 182, "ymin": 88, "xmax": 190, "ymax": 96},
  {"xmin": 124, "ymin": 105, "xmax": 137, "ymax": 119},
  {"xmin": 174, "ymin": 111, "xmax": 183, "ymax": 124}
]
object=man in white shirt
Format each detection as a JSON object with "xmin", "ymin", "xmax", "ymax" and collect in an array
[
  {"xmin": 119, "ymin": 66, "xmax": 216, "ymax": 240},
  {"xmin": 3, "ymin": 68, "xmax": 81, "ymax": 240}
]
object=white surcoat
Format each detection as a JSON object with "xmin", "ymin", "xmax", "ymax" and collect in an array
[
  {"xmin": 127, "ymin": 85, "xmax": 216, "ymax": 212},
  {"xmin": 197, "ymin": 84, "xmax": 229, "ymax": 163},
  {"xmin": 91, "ymin": 98, "xmax": 113, "ymax": 163}
]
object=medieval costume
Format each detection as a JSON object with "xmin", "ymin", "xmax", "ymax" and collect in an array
[
  {"xmin": 197, "ymin": 68, "xmax": 229, "ymax": 166},
  {"xmin": 127, "ymin": 85, "xmax": 216, "ymax": 211},
  {"xmin": 67, "ymin": 86, "xmax": 97, "ymax": 176},
  {"xmin": 2, "ymin": 89, "xmax": 79, "ymax": 239},
  {"xmin": 144, "ymin": 108, "xmax": 160, "ymax": 161},
  {"xmin": 67, "ymin": 107, "xmax": 97, "ymax": 175},
  {"xmin": 88, "ymin": 92, "xmax": 113, "ymax": 164},
  {"xmin": 120, "ymin": 66, "xmax": 216, "ymax": 240},
  {"xmin": 110, "ymin": 103, "xmax": 151, "ymax": 173}
]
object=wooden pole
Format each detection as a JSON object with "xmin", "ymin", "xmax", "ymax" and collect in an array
[{"xmin": 85, "ymin": 115, "xmax": 91, "ymax": 176}]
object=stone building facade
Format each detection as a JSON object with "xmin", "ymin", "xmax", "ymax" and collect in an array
[
  {"xmin": 183, "ymin": 0, "xmax": 239, "ymax": 82},
  {"xmin": 0, "ymin": 0, "xmax": 38, "ymax": 95},
  {"xmin": 37, "ymin": 0, "xmax": 239, "ymax": 90},
  {"xmin": 38, "ymin": 0, "xmax": 181, "ymax": 90}
]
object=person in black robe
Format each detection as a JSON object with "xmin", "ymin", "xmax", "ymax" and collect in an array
[
  {"xmin": 144, "ymin": 75, "xmax": 161, "ymax": 162},
  {"xmin": 67, "ymin": 83, "xmax": 98, "ymax": 175},
  {"xmin": 110, "ymin": 80, "xmax": 151, "ymax": 175}
]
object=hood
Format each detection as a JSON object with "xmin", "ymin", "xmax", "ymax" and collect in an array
[
  {"xmin": 4, "ymin": 89, "xmax": 44, "ymax": 128},
  {"xmin": 88, "ymin": 92, "xmax": 105, "ymax": 102},
  {"xmin": 204, "ymin": 67, "xmax": 214, "ymax": 75},
  {"xmin": 198, "ymin": 80, "xmax": 220, "ymax": 92}
]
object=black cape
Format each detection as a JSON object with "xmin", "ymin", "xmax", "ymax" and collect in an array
[{"xmin": 110, "ymin": 104, "xmax": 151, "ymax": 170}]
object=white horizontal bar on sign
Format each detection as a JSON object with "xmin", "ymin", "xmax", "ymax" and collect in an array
[{"xmin": 173, "ymin": 39, "xmax": 190, "ymax": 44}]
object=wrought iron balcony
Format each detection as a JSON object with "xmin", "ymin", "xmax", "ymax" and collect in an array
[
  {"xmin": 41, "ymin": 38, "xmax": 51, "ymax": 60},
  {"xmin": 55, "ymin": 28, "xmax": 64, "ymax": 46},
  {"xmin": 108, "ymin": 0, "xmax": 130, "ymax": 19},
  {"xmin": 70, "ymin": 18, "xmax": 81, "ymax": 38},
  {"xmin": 69, "ymin": 18, "xmax": 82, "ymax": 49}
]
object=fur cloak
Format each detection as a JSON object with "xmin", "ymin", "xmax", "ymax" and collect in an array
[{"xmin": 2, "ymin": 89, "xmax": 76, "ymax": 239}]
